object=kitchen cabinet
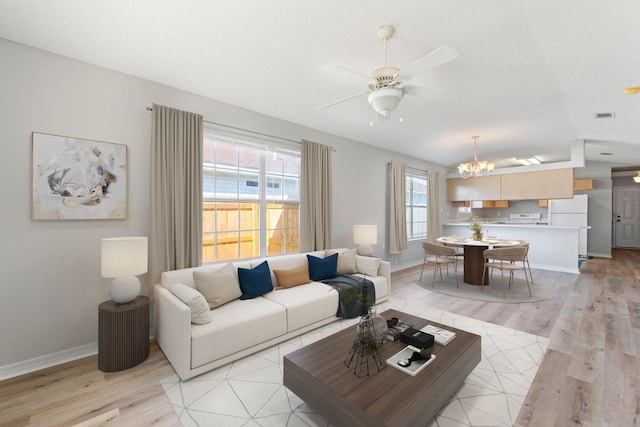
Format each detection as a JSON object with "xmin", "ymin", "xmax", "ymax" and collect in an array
[
  {"xmin": 470, "ymin": 200, "xmax": 494, "ymax": 208},
  {"xmin": 538, "ymin": 199, "xmax": 548, "ymax": 208},
  {"xmin": 451, "ymin": 201, "xmax": 470, "ymax": 208},
  {"xmin": 469, "ymin": 200, "xmax": 510, "ymax": 208},
  {"xmin": 574, "ymin": 178, "xmax": 594, "ymax": 192},
  {"xmin": 446, "ymin": 175, "xmax": 501, "ymax": 201},
  {"xmin": 500, "ymin": 168, "xmax": 574, "ymax": 200}
]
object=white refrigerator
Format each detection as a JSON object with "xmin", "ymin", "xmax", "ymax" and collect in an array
[{"xmin": 548, "ymin": 194, "xmax": 589, "ymax": 257}]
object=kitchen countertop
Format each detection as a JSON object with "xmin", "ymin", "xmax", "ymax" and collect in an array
[
  {"xmin": 443, "ymin": 222, "xmax": 586, "ymax": 274},
  {"xmin": 444, "ymin": 222, "xmax": 589, "ymax": 230}
]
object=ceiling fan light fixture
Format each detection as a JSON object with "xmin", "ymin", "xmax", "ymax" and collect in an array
[{"xmin": 368, "ymin": 87, "xmax": 404, "ymax": 116}]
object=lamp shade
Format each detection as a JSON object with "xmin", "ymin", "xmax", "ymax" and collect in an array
[
  {"xmin": 368, "ymin": 88, "xmax": 403, "ymax": 116},
  {"xmin": 353, "ymin": 225, "xmax": 377, "ymax": 245},
  {"xmin": 101, "ymin": 237, "xmax": 148, "ymax": 278}
]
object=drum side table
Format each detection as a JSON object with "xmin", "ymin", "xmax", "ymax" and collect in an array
[{"xmin": 98, "ymin": 295, "xmax": 150, "ymax": 372}]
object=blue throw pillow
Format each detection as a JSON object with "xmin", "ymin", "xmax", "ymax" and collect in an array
[
  {"xmin": 238, "ymin": 261, "xmax": 273, "ymax": 300},
  {"xmin": 307, "ymin": 253, "xmax": 338, "ymax": 281}
]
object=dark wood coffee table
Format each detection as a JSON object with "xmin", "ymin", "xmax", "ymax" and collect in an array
[{"xmin": 283, "ymin": 309, "xmax": 481, "ymax": 427}]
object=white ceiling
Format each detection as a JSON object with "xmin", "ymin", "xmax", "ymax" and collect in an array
[{"xmin": 2, "ymin": 0, "xmax": 640, "ymax": 170}]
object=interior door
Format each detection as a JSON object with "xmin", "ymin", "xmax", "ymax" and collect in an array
[{"xmin": 614, "ymin": 187, "xmax": 640, "ymax": 248}]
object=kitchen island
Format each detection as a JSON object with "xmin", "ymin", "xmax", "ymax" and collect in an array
[{"xmin": 443, "ymin": 223, "xmax": 583, "ymax": 274}]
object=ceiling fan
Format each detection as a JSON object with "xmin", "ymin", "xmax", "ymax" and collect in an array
[{"xmin": 317, "ymin": 25, "xmax": 461, "ymax": 119}]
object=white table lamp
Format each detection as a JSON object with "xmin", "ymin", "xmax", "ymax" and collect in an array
[
  {"xmin": 101, "ymin": 236, "xmax": 148, "ymax": 304},
  {"xmin": 353, "ymin": 225, "xmax": 377, "ymax": 256}
]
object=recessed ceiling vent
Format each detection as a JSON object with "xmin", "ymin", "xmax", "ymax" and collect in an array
[{"xmin": 594, "ymin": 112, "xmax": 615, "ymax": 119}]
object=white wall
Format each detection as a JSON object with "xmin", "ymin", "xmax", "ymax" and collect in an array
[
  {"xmin": 575, "ymin": 162, "xmax": 613, "ymax": 258},
  {"xmin": 0, "ymin": 38, "xmax": 446, "ymax": 371}
]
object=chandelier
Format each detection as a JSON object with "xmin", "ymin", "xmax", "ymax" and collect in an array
[{"xmin": 458, "ymin": 136, "xmax": 495, "ymax": 179}]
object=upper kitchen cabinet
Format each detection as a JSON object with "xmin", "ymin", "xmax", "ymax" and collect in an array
[
  {"xmin": 500, "ymin": 168, "xmax": 574, "ymax": 200},
  {"xmin": 469, "ymin": 200, "xmax": 510, "ymax": 208},
  {"xmin": 447, "ymin": 175, "xmax": 501, "ymax": 201},
  {"xmin": 573, "ymin": 178, "xmax": 594, "ymax": 192}
]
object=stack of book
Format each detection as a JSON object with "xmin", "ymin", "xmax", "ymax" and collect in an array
[
  {"xmin": 420, "ymin": 325, "xmax": 456, "ymax": 346},
  {"xmin": 385, "ymin": 321, "xmax": 412, "ymax": 341}
]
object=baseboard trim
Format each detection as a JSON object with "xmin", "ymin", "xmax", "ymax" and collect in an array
[
  {"xmin": 0, "ymin": 329, "xmax": 156, "ymax": 381},
  {"xmin": 0, "ymin": 343, "xmax": 98, "ymax": 381}
]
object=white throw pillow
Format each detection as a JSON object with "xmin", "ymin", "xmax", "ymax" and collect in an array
[
  {"xmin": 356, "ymin": 255, "xmax": 381, "ymax": 277},
  {"xmin": 193, "ymin": 263, "xmax": 242, "ymax": 309},
  {"xmin": 169, "ymin": 282, "xmax": 212, "ymax": 324},
  {"xmin": 325, "ymin": 248, "xmax": 358, "ymax": 275}
]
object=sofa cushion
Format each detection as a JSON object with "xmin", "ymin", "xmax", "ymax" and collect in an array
[
  {"xmin": 307, "ymin": 253, "xmax": 338, "ymax": 281},
  {"xmin": 193, "ymin": 263, "xmax": 242, "ymax": 309},
  {"xmin": 238, "ymin": 260, "xmax": 273, "ymax": 300},
  {"xmin": 168, "ymin": 283, "xmax": 212, "ymax": 324},
  {"xmin": 161, "ymin": 261, "xmax": 252, "ymax": 289},
  {"xmin": 262, "ymin": 282, "xmax": 339, "ymax": 331},
  {"xmin": 351, "ymin": 273, "xmax": 389, "ymax": 301},
  {"xmin": 190, "ymin": 298, "xmax": 287, "ymax": 368},
  {"xmin": 325, "ymin": 248, "xmax": 358, "ymax": 274},
  {"xmin": 356, "ymin": 255, "xmax": 381, "ymax": 276},
  {"xmin": 273, "ymin": 264, "xmax": 310, "ymax": 289}
]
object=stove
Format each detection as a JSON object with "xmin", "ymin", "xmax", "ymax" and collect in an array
[{"xmin": 507, "ymin": 213, "xmax": 541, "ymax": 224}]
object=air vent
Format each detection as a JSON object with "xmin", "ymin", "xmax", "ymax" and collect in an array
[{"xmin": 594, "ymin": 112, "xmax": 615, "ymax": 119}]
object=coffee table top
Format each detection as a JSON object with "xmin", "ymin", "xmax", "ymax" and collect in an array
[{"xmin": 283, "ymin": 309, "xmax": 481, "ymax": 427}]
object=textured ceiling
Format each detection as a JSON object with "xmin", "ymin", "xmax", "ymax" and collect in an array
[{"xmin": 1, "ymin": 0, "xmax": 639, "ymax": 170}]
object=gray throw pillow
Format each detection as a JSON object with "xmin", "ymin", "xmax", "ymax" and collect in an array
[{"xmin": 193, "ymin": 263, "xmax": 242, "ymax": 309}]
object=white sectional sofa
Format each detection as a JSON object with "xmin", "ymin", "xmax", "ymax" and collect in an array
[{"xmin": 154, "ymin": 248, "xmax": 391, "ymax": 380}]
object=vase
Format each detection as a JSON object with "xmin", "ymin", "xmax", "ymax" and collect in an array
[{"xmin": 472, "ymin": 231, "xmax": 483, "ymax": 241}]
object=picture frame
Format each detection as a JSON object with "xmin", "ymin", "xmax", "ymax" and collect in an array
[{"xmin": 32, "ymin": 132, "xmax": 128, "ymax": 220}]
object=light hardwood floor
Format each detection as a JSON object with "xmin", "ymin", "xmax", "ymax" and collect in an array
[{"xmin": 1, "ymin": 248, "xmax": 638, "ymax": 426}]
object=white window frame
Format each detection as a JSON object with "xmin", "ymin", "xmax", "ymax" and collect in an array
[
  {"xmin": 406, "ymin": 169, "xmax": 428, "ymax": 241},
  {"xmin": 203, "ymin": 128, "xmax": 301, "ymax": 262}
]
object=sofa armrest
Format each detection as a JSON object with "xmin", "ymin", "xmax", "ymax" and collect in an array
[
  {"xmin": 378, "ymin": 260, "xmax": 391, "ymax": 298},
  {"xmin": 154, "ymin": 284, "xmax": 192, "ymax": 380}
]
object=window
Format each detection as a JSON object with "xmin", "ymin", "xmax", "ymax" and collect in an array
[
  {"xmin": 202, "ymin": 132, "xmax": 300, "ymax": 263},
  {"xmin": 406, "ymin": 171, "xmax": 428, "ymax": 240}
]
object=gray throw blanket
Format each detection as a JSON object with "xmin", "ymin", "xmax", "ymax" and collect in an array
[{"xmin": 321, "ymin": 275, "xmax": 376, "ymax": 319}]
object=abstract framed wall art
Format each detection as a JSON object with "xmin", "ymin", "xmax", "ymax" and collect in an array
[{"xmin": 32, "ymin": 132, "xmax": 127, "ymax": 220}]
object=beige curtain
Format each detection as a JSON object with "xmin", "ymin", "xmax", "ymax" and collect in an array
[
  {"xmin": 300, "ymin": 139, "xmax": 332, "ymax": 251},
  {"xmin": 389, "ymin": 161, "xmax": 408, "ymax": 253},
  {"xmin": 427, "ymin": 169, "xmax": 440, "ymax": 243},
  {"xmin": 149, "ymin": 104, "xmax": 203, "ymax": 286}
]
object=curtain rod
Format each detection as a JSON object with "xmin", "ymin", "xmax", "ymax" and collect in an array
[
  {"xmin": 385, "ymin": 161, "xmax": 428, "ymax": 174},
  {"xmin": 146, "ymin": 106, "xmax": 301, "ymax": 145}
]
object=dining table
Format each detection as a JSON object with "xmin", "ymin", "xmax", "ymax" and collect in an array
[{"xmin": 436, "ymin": 236, "xmax": 521, "ymax": 285}]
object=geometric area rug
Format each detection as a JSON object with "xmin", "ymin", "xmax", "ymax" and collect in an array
[
  {"xmin": 161, "ymin": 296, "xmax": 549, "ymax": 426},
  {"xmin": 414, "ymin": 272, "xmax": 556, "ymax": 304}
]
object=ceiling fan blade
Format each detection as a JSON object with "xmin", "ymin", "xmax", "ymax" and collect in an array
[
  {"xmin": 396, "ymin": 45, "xmax": 460, "ymax": 81},
  {"xmin": 404, "ymin": 85, "xmax": 462, "ymax": 101},
  {"xmin": 315, "ymin": 91, "xmax": 369, "ymax": 111},
  {"xmin": 323, "ymin": 65, "xmax": 372, "ymax": 82}
]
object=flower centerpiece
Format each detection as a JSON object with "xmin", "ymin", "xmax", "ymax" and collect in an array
[{"xmin": 468, "ymin": 222, "xmax": 484, "ymax": 240}]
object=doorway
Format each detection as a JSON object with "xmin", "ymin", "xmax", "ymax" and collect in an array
[{"xmin": 613, "ymin": 186, "xmax": 640, "ymax": 248}]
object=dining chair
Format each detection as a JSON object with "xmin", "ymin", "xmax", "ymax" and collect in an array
[
  {"xmin": 481, "ymin": 246, "xmax": 531, "ymax": 298},
  {"xmin": 420, "ymin": 242, "xmax": 459, "ymax": 288},
  {"xmin": 515, "ymin": 240, "xmax": 534, "ymax": 283}
]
